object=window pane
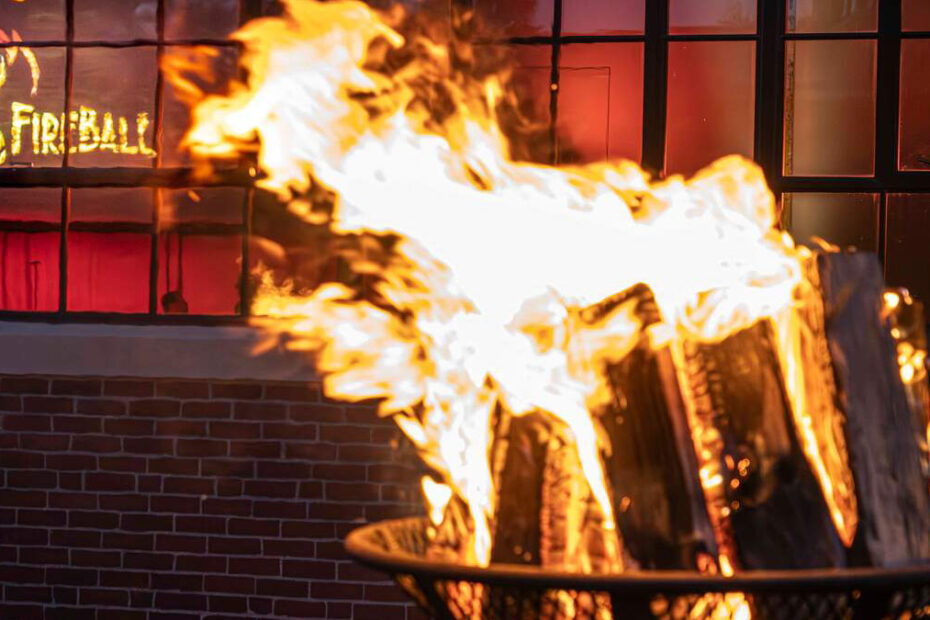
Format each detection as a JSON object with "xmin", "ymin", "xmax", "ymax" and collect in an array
[
  {"xmin": 71, "ymin": 188, "xmax": 152, "ymax": 223},
  {"xmin": 0, "ymin": 47, "xmax": 66, "ymax": 168},
  {"xmin": 782, "ymin": 193, "xmax": 879, "ymax": 252},
  {"xmin": 158, "ymin": 234, "xmax": 241, "ymax": 315},
  {"xmin": 899, "ymin": 40, "xmax": 930, "ymax": 170},
  {"xmin": 904, "ymin": 0, "xmax": 930, "ymax": 31},
  {"xmin": 666, "ymin": 41, "xmax": 755, "ymax": 177},
  {"xmin": 0, "ymin": 188, "xmax": 60, "ymax": 222},
  {"xmin": 786, "ymin": 0, "xmax": 877, "ymax": 33},
  {"xmin": 784, "ymin": 40, "xmax": 876, "ymax": 177},
  {"xmin": 68, "ymin": 232, "xmax": 150, "ymax": 313},
  {"xmin": 562, "ymin": 0, "xmax": 644, "ymax": 36},
  {"xmin": 74, "ymin": 0, "xmax": 157, "ymax": 41},
  {"xmin": 165, "ymin": 0, "xmax": 240, "ymax": 41},
  {"xmin": 162, "ymin": 46, "xmax": 239, "ymax": 167},
  {"xmin": 473, "ymin": 0, "xmax": 553, "ymax": 38},
  {"xmin": 70, "ymin": 47, "xmax": 158, "ymax": 168},
  {"xmin": 558, "ymin": 43, "xmax": 643, "ymax": 164},
  {"xmin": 0, "ymin": 232, "xmax": 59, "ymax": 311},
  {"xmin": 887, "ymin": 194, "xmax": 930, "ymax": 307},
  {"xmin": 0, "ymin": 0, "xmax": 66, "ymax": 42},
  {"xmin": 162, "ymin": 188, "xmax": 243, "ymax": 225},
  {"xmin": 669, "ymin": 0, "xmax": 756, "ymax": 34}
]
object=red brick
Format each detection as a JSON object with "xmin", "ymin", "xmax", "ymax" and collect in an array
[
  {"xmin": 211, "ymin": 383, "xmax": 263, "ymax": 400},
  {"xmin": 234, "ymin": 402, "xmax": 286, "ymax": 421},
  {"xmin": 103, "ymin": 380, "xmax": 154, "ymax": 397},
  {"xmin": 229, "ymin": 557, "xmax": 279, "ymax": 576},
  {"xmin": 354, "ymin": 603, "xmax": 408, "ymax": 620},
  {"xmin": 181, "ymin": 401, "xmax": 231, "ymax": 419},
  {"xmin": 46, "ymin": 567, "xmax": 97, "ymax": 586},
  {"xmin": 365, "ymin": 503, "xmax": 419, "ymax": 522},
  {"xmin": 123, "ymin": 551, "xmax": 172, "ymax": 570},
  {"xmin": 368, "ymin": 464, "xmax": 417, "ymax": 483},
  {"xmin": 365, "ymin": 584, "xmax": 413, "ymax": 602},
  {"xmin": 1, "ymin": 527, "xmax": 47, "ymax": 546},
  {"xmin": 3, "ymin": 414, "xmax": 51, "ymax": 432},
  {"xmin": 85, "ymin": 472, "xmax": 135, "ymax": 492},
  {"xmin": 122, "ymin": 437, "xmax": 174, "ymax": 455},
  {"xmin": 209, "ymin": 421, "xmax": 260, "ymax": 439},
  {"xmin": 99, "ymin": 569, "xmax": 149, "ymax": 589},
  {"xmin": 29, "ymin": 548, "xmax": 69, "ymax": 568},
  {"xmin": 284, "ymin": 442, "xmax": 337, "ymax": 460},
  {"xmin": 154, "ymin": 592, "xmax": 207, "ymax": 611},
  {"xmin": 263, "ymin": 422, "xmax": 317, "ymax": 440},
  {"xmin": 208, "ymin": 536, "xmax": 261, "ymax": 555},
  {"xmin": 257, "ymin": 461, "xmax": 311, "ymax": 479},
  {"xmin": 137, "ymin": 475, "xmax": 162, "ymax": 492},
  {"xmin": 0, "ymin": 395, "xmax": 21, "ymax": 411},
  {"xmin": 99, "ymin": 456, "xmax": 146, "ymax": 472},
  {"xmin": 328, "ymin": 602, "xmax": 353, "ymax": 619},
  {"xmin": 151, "ymin": 572, "xmax": 205, "ymax": 592},
  {"xmin": 104, "ymin": 418, "xmax": 154, "ymax": 436},
  {"xmin": 229, "ymin": 441, "xmax": 279, "ymax": 458},
  {"xmin": 71, "ymin": 550, "xmax": 121, "ymax": 568},
  {"xmin": 208, "ymin": 594, "xmax": 249, "ymax": 614},
  {"xmin": 381, "ymin": 485, "xmax": 415, "ymax": 503},
  {"xmin": 289, "ymin": 402, "xmax": 344, "ymax": 423},
  {"xmin": 52, "ymin": 416, "xmax": 102, "ymax": 434},
  {"xmin": 2, "ymin": 377, "xmax": 48, "ymax": 394},
  {"xmin": 252, "ymin": 501, "xmax": 306, "ymax": 520},
  {"xmin": 177, "ymin": 439, "xmax": 227, "ymax": 457},
  {"xmin": 316, "ymin": 540, "xmax": 350, "ymax": 561},
  {"xmin": 310, "ymin": 500, "xmax": 366, "ymax": 521},
  {"xmin": 129, "ymin": 399, "xmax": 180, "ymax": 418},
  {"xmin": 256, "ymin": 578, "xmax": 307, "ymax": 598},
  {"xmin": 5, "ymin": 585, "xmax": 53, "ymax": 603},
  {"xmin": 202, "ymin": 498, "xmax": 251, "ymax": 517},
  {"xmin": 337, "ymin": 561, "xmax": 390, "ymax": 583},
  {"xmin": 0, "ymin": 565, "xmax": 45, "ymax": 583},
  {"xmin": 48, "ymin": 492, "xmax": 93, "ymax": 510},
  {"xmin": 320, "ymin": 424, "xmax": 370, "ymax": 443},
  {"xmin": 217, "ymin": 479, "xmax": 243, "ymax": 498},
  {"xmin": 339, "ymin": 444, "xmax": 393, "ymax": 462},
  {"xmin": 264, "ymin": 384, "xmax": 319, "ymax": 402},
  {"xmin": 23, "ymin": 396, "xmax": 73, "ymax": 414},
  {"xmin": 128, "ymin": 590, "xmax": 153, "ymax": 609},
  {"xmin": 102, "ymin": 532, "xmax": 153, "ymax": 551},
  {"xmin": 45, "ymin": 452, "xmax": 95, "ymax": 470},
  {"xmin": 228, "ymin": 518, "xmax": 279, "ymax": 537},
  {"xmin": 150, "ymin": 494, "xmax": 201, "ymax": 514},
  {"xmin": 310, "ymin": 581, "xmax": 364, "ymax": 600},
  {"xmin": 79, "ymin": 588, "xmax": 128, "ymax": 607},
  {"xmin": 99, "ymin": 494, "xmax": 147, "ymax": 511},
  {"xmin": 121, "ymin": 513, "xmax": 173, "ymax": 532},
  {"xmin": 51, "ymin": 380, "xmax": 101, "ymax": 397},
  {"xmin": 0, "ymin": 509, "xmax": 13, "ymax": 524},
  {"xmin": 203, "ymin": 575, "xmax": 255, "ymax": 594},
  {"xmin": 68, "ymin": 511, "xmax": 119, "ymax": 529},
  {"xmin": 282, "ymin": 559, "xmax": 335, "ymax": 579},
  {"xmin": 58, "ymin": 472, "xmax": 82, "ymax": 490},
  {"xmin": 201, "ymin": 459, "xmax": 253, "ymax": 477},
  {"xmin": 8, "ymin": 470, "xmax": 56, "ymax": 489},
  {"xmin": 298, "ymin": 481, "xmax": 323, "ymax": 499},
  {"xmin": 0, "ymin": 450, "xmax": 45, "ymax": 468},
  {"xmin": 176, "ymin": 554, "xmax": 226, "ymax": 573},
  {"xmin": 100, "ymin": 610, "xmax": 146, "ymax": 620},
  {"xmin": 273, "ymin": 600, "xmax": 327, "ymax": 617},
  {"xmin": 261, "ymin": 539, "xmax": 316, "ymax": 558},
  {"xmin": 281, "ymin": 521, "xmax": 334, "ymax": 539},
  {"xmin": 242, "ymin": 480, "xmax": 296, "ymax": 499},
  {"xmin": 75, "ymin": 398, "xmax": 126, "ymax": 416},
  {"xmin": 17, "ymin": 509, "xmax": 66, "ymax": 527},
  {"xmin": 156, "ymin": 419, "xmax": 207, "ymax": 436},
  {"xmin": 156, "ymin": 381, "xmax": 209, "ymax": 399},
  {"xmin": 71, "ymin": 435, "xmax": 121, "ymax": 453},
  {"xmin": 148, "ymin": 458, "xmax": 199, "ymax": 475},
  {"xmin": 249, "ymin": 597, "xmax": 273, "ymax": 615},
  {"xmin": 164, "ymin": 476, "xmax": 214, "ymax": 496},
  {"xmin": 18, "ymin": 433, "xmax": 69, "ymax": 451},
  {"xmin": 175, "ymin": 516, "xmax": 226, "ymax": 534},
  {"xmin": 156, "ymin": 534, "xmax": 206, "ymax": 554}
]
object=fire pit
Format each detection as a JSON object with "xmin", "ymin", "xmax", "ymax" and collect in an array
[{"xmin": 347, "ymin": 517, "xmax": 930, "ymax": 619}]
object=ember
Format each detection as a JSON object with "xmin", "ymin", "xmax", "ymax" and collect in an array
[{"xmin": 169, "ymin": 0, "xmax": 930, "ymax": 617}]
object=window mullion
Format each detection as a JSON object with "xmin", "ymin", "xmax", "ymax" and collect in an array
[
  {"xmin": 641, "ymin": 0, "xmax": 668, "ymax": 176},
  {"xmin": 876, "ymin": 0, "xmax": 903, "ymax": 264}
]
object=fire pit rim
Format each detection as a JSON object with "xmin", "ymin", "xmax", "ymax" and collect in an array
[{"xmin": 345, "ymin": 517, "xmax": 930, "ymax": 594}]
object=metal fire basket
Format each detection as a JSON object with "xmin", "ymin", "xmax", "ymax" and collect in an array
[{"xmin": 346, "ymin": 518, "xmax": 930, "ymax": 620}]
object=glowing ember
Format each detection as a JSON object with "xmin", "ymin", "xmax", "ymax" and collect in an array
[{"xmin": 169, "ymin": 0, "xmax": 870, "ymax": 587}]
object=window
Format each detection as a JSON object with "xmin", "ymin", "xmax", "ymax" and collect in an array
[{"xmin": 0, "ymin": 0, "xmax": 261, "ymax": 322}]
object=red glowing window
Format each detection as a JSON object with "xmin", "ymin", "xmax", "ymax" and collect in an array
[
  {"xmin": 67, "ymin": 232, "xmax": 151, "ymax": 314},
  {"xmin": 0, "ymin": 232, "xmax": 59, "ymax": 311},
  {"xmin": 669, "ymin": 0, "xmax": 756, "ymax": 34},
  {"xmin": 782, "ymin": 193, "xmax": 880, "ymax": 252},
  {"xmin": 886, "ymin": 195, "xmax": 930, "ymax": 307},
  {"xmin": 561, "ymin": 0, "xmax": 644, "ymax": 36},
  {"xmin": 158, "ymin": 233, "xmax": 242, "ymax": 315}
]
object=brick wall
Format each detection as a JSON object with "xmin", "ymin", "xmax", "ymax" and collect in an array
[{"xmin": 0, "ymin": 375, "xmax": 426, "ymax": 619}]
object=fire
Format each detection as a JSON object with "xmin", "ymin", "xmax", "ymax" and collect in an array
[{"xmin": 170, "ymin": 0, "xmax": 862, "ymax": 583}]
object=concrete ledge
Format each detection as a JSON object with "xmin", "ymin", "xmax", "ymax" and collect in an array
[{"xmin": 0, "ymin": 321, "xmax": 318, "ymax": 381}]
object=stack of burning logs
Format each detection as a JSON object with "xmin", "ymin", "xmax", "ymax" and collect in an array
[{"xmin": 434, "ymin": 251, "xmax": 930, "ymax": 584}]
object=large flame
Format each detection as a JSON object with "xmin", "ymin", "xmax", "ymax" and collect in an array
[{"xmin": 170, "ymin": 0, "xmax": 858, "ymax": 570}]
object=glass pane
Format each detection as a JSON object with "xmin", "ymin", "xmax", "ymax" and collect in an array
[
  {"xmin": 71, "ymin": 188, "xmax": 152, "ymax": 223},
  {"xmin": 158, "ymin": 234, "xmax": 241, "ymax": 315},
  {"xmin": 162, "ymin": 188, "xmax": 243, "ymax": 224},
  {"xmin": 0, "ymin": 188, "xmax": 60, "ymax": 222},
  {"xmin": 558, "ymin": 43, "xmax": 643, "ymax": 164},
  {"xmin": 162, "ymin": 46, "xmax": 239, "ymax": 167},
  {"xmin": 165, "ymin": 0, "xmax": 240, "ymax": 41},
  {"xmin": 0, "ymin": 0, "xmax": 66, "ymax": 42},
  {"xmin": 473, "ymin": 0, "xmax": 553, "ymax": 38},
  {"xmin": 782, "ymin": 193, "xmax": 879, "ymax": 251},
  {"xmin": 904, "ymin": 0, "xmax": 930, "ymax": 31},
  {"xmin": 887, "ymin": 194, "xmax": 930, "ymax": 307},
  {"xmin": 786, "ymin": 0, "xmax": 877, "ymax": 33},
  {"xmin": 68, "ymin": 232, "xmax": 150, "ymax": 313},
  {"xmin": 562, "ymin": 0, "xmax": 644, "ymax": 36},
  {"xmin": 0, "ymin": 46, "xmax": 66, "ymax": 168},
  {"xmin": 784, "ymin": 40, "xmax": 876, "ymax": 177},
  {"xmin": 0, "ymin": 232, "xmax": 59, "ymax": 311},
  {"xmin": 899, "ymin": 40, "xmax": 930, "ymax": 170},
  {"xmin": 70, "ymin": 47, "xmax": 158, "ymax": 168},
  {"xmin": 669, "ymin": 0, "xmax": 756, "ymax": 34},
  {"xmin": 74, "ymin": 0, "xmax": 157, "ymax": 41},
  {"xmin": 666, "ymin": 41, "xmax": 755, "ymax": 177}
]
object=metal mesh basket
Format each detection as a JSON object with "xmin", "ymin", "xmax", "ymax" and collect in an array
[{"xmin": 345, "ymin": 517, "xmax": 930, "ymax": 619}]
